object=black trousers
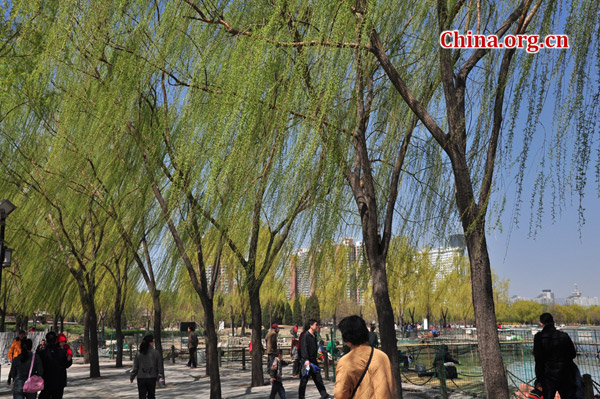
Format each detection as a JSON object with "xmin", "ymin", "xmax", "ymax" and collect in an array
[
  {"xmin": 188, "ymin": 347, "xmax": 197, "ymax": 367},
  {"xmin": 542, "ymin": 379, "xmax": 576, "ymax": 399},
  {"xmin": 137, "ymin": 377, "xmax": 156, "ymax": 399},
  {"xmin": 39, "ymin": 388, "xmax": 64, "ymax": 399},
  {"xmin": 269, "ymin": 380, "xmax": 286, "ymax": 399},
  {"xmin": 298, "ymin": 369, "xmax": 327, "ymax": 399}
]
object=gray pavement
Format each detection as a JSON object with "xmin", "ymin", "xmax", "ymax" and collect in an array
[{"xmin": 0, "ymin": 359, "xmax": 471, "ymax": 398}]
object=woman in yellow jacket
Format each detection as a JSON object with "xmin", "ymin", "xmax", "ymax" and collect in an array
[
  {"xmin": 8, "ymin": 330, "xmax": 27, "ymax": 362},
  {"xmin": 334, "ymin": 316, "xmax": 395, "ymax": 399}
]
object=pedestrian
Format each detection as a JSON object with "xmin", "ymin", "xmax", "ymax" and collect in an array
[
  {"xmin": 533, "ymin": 312, "xmax": 578, "ymax": 399},
  {"xmin": 325, "ymin": 340, "xmax": 340, "ymax": 359},
  {"xmin": 56, "ymin": 334, "xmax": 72, "ymax": 362},
  {"xmin": 35, "ymin": 340, "xmax": 46, "ymax": 353},
  {"xmin": 433, "ymin": 344, "xmax": 459, "ymax": 379},
  {"xmin": 269, "ymin": 349, "xmax": 288, "ymax": 399},
  {"xmin": 290, "ymin": 339, "xmax": 300, "ymax": 378},
  {"xmin": 186, "ymin": 326, "xmax": 198, "ymax": 368},
  {"xmin": 334, "ymin": 315, "xmax": 394, "ymax": 399},
  {"xmin": 38, "ymin": 331, "xmax": 72, "ymax": 399},
  {"xmin": 8, "ymin": 330, "xmax": 27, "ymax": 362},
  {"xmin": 8, "ymin": 338, "xmax": 44, "ymax": 399},
  {"xmin": 298, "ymin": 319, "xmax": 332, "ymax": 399},
  {"xmin": 368, "ymin": 324, "xmax": 379, "ymax": 348},
  {"xmin": 265, "ymin": 323, "xmax": 279, "ymax": 371},
  {"xmin": 130, "ymin": 334, "xmax": 165, "ymax": 399}
]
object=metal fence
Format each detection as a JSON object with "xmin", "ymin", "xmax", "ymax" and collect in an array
[{"xmin": 394, "ymin": 328, "xmax": 600, "ymax": 397}]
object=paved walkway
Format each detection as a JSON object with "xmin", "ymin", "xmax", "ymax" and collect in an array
[{"xmin": 0, "ymin": 359, "xmax": 471, "ymax": 398}]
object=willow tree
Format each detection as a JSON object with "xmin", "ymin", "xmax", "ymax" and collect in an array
[
  {"xmin": 170, "ymin": 3, "xmax": 450, "ymax": 396},
  {"xmin": 362, "ymin": 1, "xmax": 600, "ymax": 397}
]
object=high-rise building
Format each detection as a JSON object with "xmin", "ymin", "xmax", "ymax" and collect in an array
[
  {"xmin": 289, "ymin": 238, "xmax": 367, "ymax": 303},
  {"xmin": 206, "ymin": 265, "xmax": 231, "ymax": 294},
  {"xmin": 427, "ymin": 234, "xmax": 466, "ymax": 287},
  {"xmin": 289, "ymin": 248, "xmax": 312, "ymax": 299},
  {"xmin": 534, "ymin": 289, "xmax": 555, "ymax": 305},
  {"xmin": 565, "ymin": 284, "xmax": 599, "ymax": 306},
  {"xmin": 340, "ymin": 238, "xmax": 366, "ymax": 305}
]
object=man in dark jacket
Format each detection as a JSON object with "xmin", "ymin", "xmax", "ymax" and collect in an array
[
  {"xmin": 38, "ymin": 331, "xmax": 72, "ymax": 399},
  {"xmin": 265, "ymin": 323, "xmax": 279, "ymax": 371},
  {"xmin": 368, "ymin": 324, "xmax": 379, "ymax": 348},
  {"xmin": 298, "ymin": 319, "xmax": 331, "ymax": 399},
  {"xmin": 187, "ymin": 326, "xmax": 199, "ymax": 368},
  {"xmin": 533, "ymin": 312, "xmax": 577, "ymax": 399}
]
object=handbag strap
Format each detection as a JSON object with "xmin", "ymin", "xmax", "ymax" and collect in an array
[
  {"xmin": 27, "ymin": 352, "xmax": 34, "ymax": 379},
  {"xmin": 351, "ymin": 346, "xmax": 374, "ymax": 398}
]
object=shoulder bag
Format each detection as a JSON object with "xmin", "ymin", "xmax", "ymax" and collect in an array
[
  {"xmin": 351, "ymin": 346, "xmax": 374, "ymax": 398},
  {"xmin": 23, "ymin": 353, "xmax": 44, "ymax": 393}
]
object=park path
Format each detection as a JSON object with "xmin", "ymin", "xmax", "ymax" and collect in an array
[{"xmin": 0, "ymin": 358, "xmax": 471, "ymax": 398}]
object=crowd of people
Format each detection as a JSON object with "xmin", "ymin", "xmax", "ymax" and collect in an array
[
  {"xmin": 266, "ymin": 311, "xmax": 588, "ymax": 399},
  {"xmin": 6, "ymin": 330, "xmax": 73, "ymax": 399},
  {"xmin": 4, "ymin": 311, "xmax": 586, "ymax": 399},
  {"xmin": 266, "ymin": 316, "xmax": 395, "ymax": 399}
]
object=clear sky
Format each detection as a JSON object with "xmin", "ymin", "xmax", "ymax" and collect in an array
[{"xmin": 487, "ymin": 192, "xmax": 600, "ymax": 300}]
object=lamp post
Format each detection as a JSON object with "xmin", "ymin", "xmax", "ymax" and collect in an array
[{"xmin": 0, "ymin": 199, "xmax": 17, "ymax": 331}]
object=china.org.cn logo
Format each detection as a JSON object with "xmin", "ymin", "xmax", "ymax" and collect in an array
[{"xmin": 440, "ymin": 30, "xmax": 569, "ymax": 53}]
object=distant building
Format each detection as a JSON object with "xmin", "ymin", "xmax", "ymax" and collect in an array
[
  {"xmin": 206, "ymin": 265, "xmax": 232, "ymax": 294},
  {"xmin": 565, "ymin": 284, "xmax": 599, "ymax": 306},
  {"xmin": 534, "ymin": 289, "xmax": 555, "ymax": 305},
  {"xmin": 509, "ymin": 295, "xmax": 530, "ymax": 304},
  {"xmin": 289, "ymin": 248, "xmax": 312, "ymax": 299},
  {"xmin": 289, "ymin": 238, "xmax": 366, "ymax": 303},
  {"xmin": 340, "ymin": 238, "xmax": 365, "ymax": 305},
  {"xmin": 427, "ymin": 234, "xmax": 467, "ymax": 287}
]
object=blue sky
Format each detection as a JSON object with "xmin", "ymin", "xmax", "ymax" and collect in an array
[{"xmin": 487, "ymin": 191, "xmax": 600, "ymax": 300}]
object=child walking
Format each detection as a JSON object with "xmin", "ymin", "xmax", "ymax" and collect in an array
[{"xmin": 269, "ymin": 350, "xmax": 288, "ymax": 399}]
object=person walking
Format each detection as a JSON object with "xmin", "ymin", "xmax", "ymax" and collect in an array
[
  {"xmin": 38, "ymin": 331, "xmax": 71, "ymax": 399},
  {"xmin": 186, "ymin": 326, "xmax": 198, "ymax": 368},
  {"xmin": 298, "ymin": 319, "xmax": 332, "ymax": 399},
  {"xmin": 130, "ymin": 335, "xmax": 164, "ymax": 399},
  {"xmin": 290, "ymin": 339, "xmax": 300, "ymax": 378},
  {"xmin": 533, "ymin": 312, "xmax": 578, "ymax": 399},
  {"xmin": 265, "ymin": 323, "xmax": 279, "ymax": 371},
  {"xmin": 269, "ymin": 349, "xmax": 288, "ymax": 399},
  {"xmin": 334, "ymin": 315, "xmax": 394, "ymax": 399},
  {"xmin": 368, "ymin": 324, "xmax": 379, "ymax": 348},
  {"xmin": 8, "ymin": 330, "xmax": 27, "ymax": 362},
  {"xmin": 8, "ymin": 339, "xmax": 44, "ymax": 399}
]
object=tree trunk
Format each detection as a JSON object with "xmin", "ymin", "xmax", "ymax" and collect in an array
[
  {"xmin": 81, "ymin": 291, "xmax": 101, "ymax": 377},
  {"xmin": 450, "ymin": 148, "xmax": 508, "ymax": 399},
  {"xmin": 152, "ymin": 289, "xmax": 163, "ymax": 356},
  {"xmin": 115, "ymin": 308, "xmax": 124, "ymax": 368},
  {"xmin": 53, "ymin": 313, "xmax": 59, "ymax": 333},
  {"xmin": 201, "ymin": 296, "xmax": 222, "ymax": 399},
  {"xmin": 249, "ymin": 285, "xmax": 265, "ymax": 387},
  {"xmin": 464, "ymin": 228, "xmax": 509, "ymax": 398},
  {"xmin": 83, "ymin": 313, "xmax": 90, "ymax": 364},
  {"xmin": 367, "ymin": 251, "xmax": 403, "ymax": 399},
  {"xmin": 87, "ymin": 302, "xmax": 101, "ymax": 378},
  {"xmin": 113, "ymin": 280, "xmax": 125, "ymax": 368}
]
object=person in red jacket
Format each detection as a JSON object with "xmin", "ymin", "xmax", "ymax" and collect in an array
[{"xmin": 57, "ymin": 333, "xmax": 73, "ymax": 361}]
